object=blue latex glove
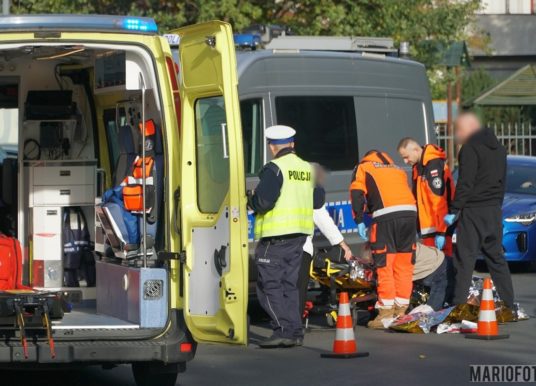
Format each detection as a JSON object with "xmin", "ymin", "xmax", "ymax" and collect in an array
[
  {"xmin": 444, "ymin": 214, "xmax": 456, "ymax": 226},
  {"xmin": 357, "ymin": 223, "xmax": 368, "ymax": 241},
  {"xmin": 435, "ymin": 235, "xmax": 446, "ymax": 250}
]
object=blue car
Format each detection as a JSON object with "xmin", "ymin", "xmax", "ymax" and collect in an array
[{"xmin": 502, "ymin": 156, "xmax": 536, "ymax": 262}]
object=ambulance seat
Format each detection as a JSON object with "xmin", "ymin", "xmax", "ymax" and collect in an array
[
  {"xmin": 140, "ymin": 121, "xmax": 164, "ymax": 249},
  {"xmin": 113, "ymin": 125, "xmax": 137, "ymax": 186},
  {"xmin": 97, "ymin": 121, "xmax": 163, "ymax": 259}
]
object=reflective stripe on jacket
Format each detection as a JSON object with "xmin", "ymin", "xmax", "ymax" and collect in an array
[
  {"xmin": 412, "ymin": 145, "xmax": 455, "ymax": 236},
  {"xmin": 349, "ymin": 150, "xmax": 416, "ymax": 222},
  {"xmin": 254, "ymin": 153, "xmax": 314, "ymax": 239}
]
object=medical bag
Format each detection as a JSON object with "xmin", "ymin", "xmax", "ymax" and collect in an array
[
  {"xmin": 0, "ymin": 233, "xmax": 27, "ymax": 290},
  {"xmin": 63, "ymin": 207, "xmax": 95, "ymax": 287}
]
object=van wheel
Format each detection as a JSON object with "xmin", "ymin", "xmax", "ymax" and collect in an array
[{"xmin": 132, "ymin": 363, "xmax": 178, "ymax": 386}]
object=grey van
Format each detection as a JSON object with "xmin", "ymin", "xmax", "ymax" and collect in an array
[{"xmin": 238, "ymin": 49, "xmax": 435, "ymax": 251}]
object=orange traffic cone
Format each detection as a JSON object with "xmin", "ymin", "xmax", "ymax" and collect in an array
[
  {"xmin": 321, "ymin": 292, "xmax": 369, "ymax": 358},
  {"xmin": 466, "ymin": 277, "xmax": 509, "ymax": 340}
]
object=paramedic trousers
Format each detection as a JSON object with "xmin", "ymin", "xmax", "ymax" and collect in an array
[
  {"xmin": 453, "ymin": 206, "xmax": 515, "ymax": 308},
  {"xmin": 370, "ymin": 214, "xmax": 416, "ymax": 307},
  {"xmin": 255, "ymin": 235, "xmax": 307, "ymax": 339}
]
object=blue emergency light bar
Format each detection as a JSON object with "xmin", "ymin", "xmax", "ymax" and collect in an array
[{"xmin": 0, "ymin": 14, "xmax": 158, "ymax": 34}]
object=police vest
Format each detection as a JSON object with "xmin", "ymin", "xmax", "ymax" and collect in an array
[{"xmin": 254, "ymin": 153, "xmax": 314, "ymax": 239}]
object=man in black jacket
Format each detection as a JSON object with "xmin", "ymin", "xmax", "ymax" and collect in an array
[{"xmin": 445, "ymin": 112, "xmax": 514, "ymax": 308}]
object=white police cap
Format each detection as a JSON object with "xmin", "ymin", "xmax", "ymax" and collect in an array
[{"xmin": 265, "ymin": 125, "xmax": 296, "ymax": 144}]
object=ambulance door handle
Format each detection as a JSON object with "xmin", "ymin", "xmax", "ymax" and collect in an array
[{"xmin": 221, "ymin": 123, "xmax": 229, "ymax": 159}]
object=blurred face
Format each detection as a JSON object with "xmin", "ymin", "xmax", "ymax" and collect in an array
[
  {"xmin": 398, "ymin": 143, "xmax": 422, "ymax": 166},
  {"xmin": 455, "ymin": 113, "xmax": 481, "ymax": 144}
]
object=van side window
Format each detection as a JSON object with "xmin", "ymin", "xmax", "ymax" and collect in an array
[
  {"xmin": 195, "ymin": 96, "xmax": 229, "ymax": 213},
  {"xmin": 240, "ymin": 98, "xmax": 263, "ymax": 176},
  {"xmin": 275, "ymin": 96, "xmax": 358, "ymax": 170}
]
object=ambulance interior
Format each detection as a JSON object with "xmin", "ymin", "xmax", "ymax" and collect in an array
[{"xmin": 0, "ymin": 43, "xmax": 170, "ymax": 334}]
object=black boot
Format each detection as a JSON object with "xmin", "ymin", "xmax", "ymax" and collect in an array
[{"xmin": 258, "ymin": 335, "xmax": 297, "ymax": 348}]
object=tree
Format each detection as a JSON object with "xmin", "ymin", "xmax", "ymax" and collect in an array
[{"xmin": 12, "ymin": 0, "xmax": 481, "ymax": 97}]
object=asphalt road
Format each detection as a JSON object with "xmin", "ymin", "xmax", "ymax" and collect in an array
[{"xmin": 2, "ymin": 270, "xmax": 535, "ymax": 386}]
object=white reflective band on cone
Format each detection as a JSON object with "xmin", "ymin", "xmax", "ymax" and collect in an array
[
  {"xmin": 338, "ymin": 304, "xmax": 351, "ymax": 316},
  {"xmin": 481, "ymin": 289, "xmax": 494, "ymax": 301},
  {"xmin": 335, "ymin": 327, "xmax": 355, "ymax": 341},
  {"xmin": 479, "ymin": 310, "xmax": 497, "ymax": 322}
]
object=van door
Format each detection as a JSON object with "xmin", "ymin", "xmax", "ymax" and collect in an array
[{"xmin": 172, "ymin": 21, "xmax": 248, "ymax": 344}]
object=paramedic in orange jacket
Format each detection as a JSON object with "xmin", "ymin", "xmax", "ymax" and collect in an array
[
  {"xmin": 397, "ymin": 138, "xmax": 456, "ymax": 256},
  {"xmin": 349, "ymin": 150, "xmax": 417, "ymax": 329}
]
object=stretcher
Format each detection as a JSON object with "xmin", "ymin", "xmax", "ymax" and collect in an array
[
  {"xmin": 308, "ymin": 248, "xmax": 377, "ymax": 327},
  {"xmin": 0, "ymin": 290, "xmax": 64, "ymax": 359}
]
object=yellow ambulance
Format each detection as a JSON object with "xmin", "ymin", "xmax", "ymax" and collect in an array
[{"xmin": 0, "ymin": 14, "xmax": 248, "ymax": 385}]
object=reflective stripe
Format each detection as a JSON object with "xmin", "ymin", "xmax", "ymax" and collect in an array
[
  {"xmin": 126, "ymin": 176, "xmax": 154, "ymax": 185},
  {"xmin": 481, "ymin": 289, "xmax": 494, "ymax": 301},
  {"xmin": 338, "ymin": 303, "xmax": 351, "ymax": 317},
  {"xmin": 395, "ymin": 297, "xmax": 410, "ymax": 306},
  {"xmin": 372, "ymin": 205, "xmax": 417, "ymax": 218},
  {"xmin": 478, "ymin": 310, "xmax": 497, "ymax": 322},
  {"xmin": 377, "ymin": 299, "xmax": 394, "ymax": 307},
  {"xmin": 335, "ymin": 327, "xmax": 355, "ymax": 341},
  {"xmin": 420, "ymin": 226, "xmax": 437, "ymax": 235}
]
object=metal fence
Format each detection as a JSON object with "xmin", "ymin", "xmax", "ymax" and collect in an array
[{"xmin": 436, "ymin": 121, "xmax": 536, "ymax": 159}]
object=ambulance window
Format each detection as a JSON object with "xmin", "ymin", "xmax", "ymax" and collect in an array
[
  {"xmin": 275, "ymin": 96, "xmax": 358, "ymax": 170},
  {"xmin": 195, "ymin": 96, "xmax": 229, "ymax": 213},
  {"xmin": 0, "ymin": 78, "xmax": 19, "ymax": 161},
  {"xmin": 240, "ymin": 98, "xmax": 263, "ymax": 176}
]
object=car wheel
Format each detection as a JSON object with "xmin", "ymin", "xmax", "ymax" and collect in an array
[{"xmin": 132, "ymin": 363, "xmax": 178, "ymax": 386}]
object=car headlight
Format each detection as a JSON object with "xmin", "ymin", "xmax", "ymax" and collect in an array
[{"xmin": 504, "ymin": 212, "xmax": 536, "ymax": 226}]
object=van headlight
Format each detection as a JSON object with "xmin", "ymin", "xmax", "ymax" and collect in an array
[{"xmin": 505, "ymin": 212, "xmax": 536, "ymax": 226}]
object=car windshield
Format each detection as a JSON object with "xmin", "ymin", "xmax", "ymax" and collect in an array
[{"xmin": 506, "ymin": 164, "xmax": 536, "ymax": 195}]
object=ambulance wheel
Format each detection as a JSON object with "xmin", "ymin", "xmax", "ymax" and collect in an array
[{"xmin": 132, "ymin": 363, "xmax": 178, "ymax": 386}]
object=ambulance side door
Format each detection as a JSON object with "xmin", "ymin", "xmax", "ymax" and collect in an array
[{"xmin": 171, "ymin": 21, "xmax": 248, "ymax": 344}]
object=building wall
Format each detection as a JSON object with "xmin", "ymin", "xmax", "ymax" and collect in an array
[{"xmin": 477, "ymin": 0, "xmax": 534, "ymax": 14}]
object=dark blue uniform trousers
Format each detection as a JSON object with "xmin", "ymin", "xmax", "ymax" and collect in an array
[{"xmin": 255, "ymin": 235, "xmax": 307, "ymax": 339}]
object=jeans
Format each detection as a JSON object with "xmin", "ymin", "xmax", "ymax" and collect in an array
[{"xmin": 419, "ymin": 258, "xmax": 448, "ymax": 311}]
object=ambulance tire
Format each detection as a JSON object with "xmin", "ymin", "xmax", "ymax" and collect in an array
[{"xmin": 132, "ymin": 363, "xmax": 178, "ymax": 386}]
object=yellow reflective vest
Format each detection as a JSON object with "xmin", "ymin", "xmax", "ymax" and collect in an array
[{"xmin": 254, "ymin": 153, "xmax": 314, "ymax": 239}]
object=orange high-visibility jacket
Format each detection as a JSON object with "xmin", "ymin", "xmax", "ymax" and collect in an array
[
  {"xmin": 350, "ymin": 150, "xmax": 416, "ymax": 223},
  {"xmin": 412, "ymin": 144, "xmax": 455, "ymax": 236}
]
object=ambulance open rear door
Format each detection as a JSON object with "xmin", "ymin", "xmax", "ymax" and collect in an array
[{"xmin": 173, "ymin": 21, "xmax": 248, "ymax": 344}]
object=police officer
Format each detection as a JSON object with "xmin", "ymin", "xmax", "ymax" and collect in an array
[{"xmin": 249, "ymin": 125, "xmax": 324, "ymax": 348}]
